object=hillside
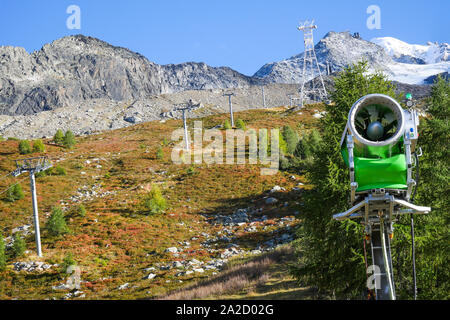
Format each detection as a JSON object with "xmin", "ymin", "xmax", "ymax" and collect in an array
[{"xmin": 0, "ymin": 105, "xmax": 322, "ymax": 300}]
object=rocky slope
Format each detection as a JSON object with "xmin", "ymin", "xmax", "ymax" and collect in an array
[{"xmin": 0, "ymin": 35, "xmax": 260, "ymax": 116}]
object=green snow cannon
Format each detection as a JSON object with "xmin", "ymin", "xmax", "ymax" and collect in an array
[{"xmin": 340, "ymin": 94, "xmax": 420, "ymax": 202}]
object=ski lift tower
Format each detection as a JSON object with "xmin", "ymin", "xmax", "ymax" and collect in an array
[
  {"xmin": 174, "ymin": 100, "xmax": 196, "ymax": 151},
  {"xmin": 298, "ymin": 20, "xmax": 327, "ymax": 107},
  {"xmin": 11, "ymin": 156, "xmax": 52, "ymax": 257}
]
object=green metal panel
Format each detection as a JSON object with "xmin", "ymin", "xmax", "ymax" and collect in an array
[{"xmin": 342, "ymin": 145, "xmax": 407, "ymax": 192}]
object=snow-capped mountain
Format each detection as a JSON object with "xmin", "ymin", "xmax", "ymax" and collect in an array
[
  {"xmin": 254, "ymin": 32, "xmax": 450, "ymax": 86},
  {"xmin": 371, "ymin": 37, "xmax": 449, "ymax": 64}
]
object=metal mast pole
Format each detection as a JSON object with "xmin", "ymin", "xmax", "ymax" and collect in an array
[
  {"xmin": 224, "ymin": 93, "xmax": 235, "ymax": 127},
  {"xmin": 29, "ymin": 171, "xmax": 42, "ymax": 257},
  {"xmin": 261, "ymin": 86, "xmax": 266, "ymax": 108},
  {"xmin": 174, "ymin": 100, "xmax": 196, "ymax": 151},
  {"xmin": 182, "ymin": 109, "xmax": 190, "ymax": 151},
  {"xmin": 11, "ymin": 157, "xmax": 52, "ymax": 257}
]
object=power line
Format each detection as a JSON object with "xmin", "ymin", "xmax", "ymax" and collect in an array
[{"xmin": 0, "ymin": 175, "xmax": 30, "ymax": 196}]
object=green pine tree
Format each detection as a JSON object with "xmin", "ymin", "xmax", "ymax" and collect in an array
[
  {"xmin": 142, "ymin": 185, "xmax": 167, "ymax": 215},
  {"xmin": 156, "ymin": 146, "xmax": 164, "ymax": 160},
  {"xmin": 46, "ymin": 207, "xmax": 69, "ymax": 236},
  {"xmin": 391, "ymin": 76, "xmax": 450, "ymax": 299},
  {"xmin": 19, "ymin": 140, "xmax": 32, "ymax": 155},
  {"xmin": 5, "ymin": 184, "xmax": 24, "ymax": 203},
  {"xmin": 236, "ymin": 119, "xmax": 246, "ymax": 130},
  {"xmin": 32, "ymin": 139, "xmax": 46, "ymax": 153},
  {"xmin": 54, "ymin": 129, "xmax": 64, "ymax": 145},
  {"xmin": 290, "ymin": 61, "xmax": 400, "ymax": 299},
  {"xmin": 77, "ymin": 204, "xmax": 87, "ymax": 218},
  {"xmin": 63, "ymin": 130, "xmax": 76, "ymax": 149},
  {"xmin": 282, "ymin": 125, "xmax": 299, "ymax": 155},
  {"xmin": 12, "ymin": 233, "xmax": 26, "ymax": 258},
  {"xmin": 223, "ymin": 119, "xmax": 232, "ymax": 130}
]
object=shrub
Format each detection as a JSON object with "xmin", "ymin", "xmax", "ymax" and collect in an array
[
  {"xmin": 5, "ymin": 184, "xmax": 24, "ymax": 202},
  {"xmin": 53, "ymin": 129, "xmax": 64, "ymax": 145},
  {"xmin": 77, "ymin": 204, "xmax": 86, "ymax": 218},
  {"xmin": 32, "ymin": 139, "xmax": 45, "ymax": 153},
  {"xmin": 63, "ymin": 130, "xmax": 76, "ymax": 149},
  {"xmin": 19, "ymin": 140, "xmax": 32, "ymax": 155},
  {"xmin": 156, "ymin": 146, "xmax": 164, "ymax": 160},
  {"xmin": 0, "ymin": 135, "xmax": 4, "ymax": 142},
  {"xmin": 236, "ymin": 119, "xmax": 246, "ymax": 130},
  {"xmin": 60, "ymin": 252, "xmax": 76, "ymax": 272},
  {"xmin": 12, "ymin": 233, "xmax": 26, "ymax": 258},
  {"xmin": 53, "ymin": 166, "xmax": 67, "ymax": 176},
  {"xmin": 46, "ymin": 207, "xmax": 69, "ymax": 236},
  {"xmin": 224, "ymin": 119, "xmax": 232, "ymax": 130},
  {"xmin": 186, "ymin": 166, "xmax": 197, "ymax": 176},
  {"xmin": 0, "ymin": 233, "xmax": 6, "ymax": 271},
  {"xmin": 142, "ymin": 185, "xmax": 167, "ymax": 215}
]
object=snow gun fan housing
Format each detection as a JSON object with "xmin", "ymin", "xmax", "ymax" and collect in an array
[{"xmin": 341, "ymin": 94, "xmax": 419, "ymax": 194}]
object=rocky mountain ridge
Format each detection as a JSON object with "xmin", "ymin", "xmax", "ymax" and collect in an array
[{"xmin": 0, "ymin": 35, "xmax": 260, "ymax": 116}]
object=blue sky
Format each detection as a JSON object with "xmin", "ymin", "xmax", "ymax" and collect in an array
[{"xmin": 0, "ymin": 0, "xmax": 448, "ymax": 76}]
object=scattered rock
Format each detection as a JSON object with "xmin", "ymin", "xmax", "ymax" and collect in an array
[{"xmin": 265, "ymin": 197, "xmax": 278, "ymax": 205}]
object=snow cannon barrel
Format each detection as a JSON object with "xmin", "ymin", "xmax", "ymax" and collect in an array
[
  {"xmin": 341, "ymin": 94, "xmax": 420, "ymax": 192},
  {"xmin": 347, "ymin": 94, "xmax": 406, "ymax": 157}
]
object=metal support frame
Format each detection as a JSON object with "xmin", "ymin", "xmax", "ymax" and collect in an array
[
  {"xmin": 223, "ymin": 93, "xmax": 235, "ymax": 128},
  {"xmin": 11, "ymin": 157, "xmax": 52, "ymax": 257},
  {"xmin": 174, "ymin": 100, "xmax": 196, "ymax": 151},
  {"xmin": 297, "ymin": 20, "xmax": 327, "ymax": 107}
]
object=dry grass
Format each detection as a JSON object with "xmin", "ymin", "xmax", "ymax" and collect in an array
[{"xmin": 159, "ymin": 246, "xmax": 292, "ymax": 300}]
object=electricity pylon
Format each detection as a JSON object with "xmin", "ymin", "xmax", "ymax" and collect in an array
[
  {"xmin": 223, "ymin": 93, "xmax": 235, "ymax": 127},
  {"xmin": 174, "ymin": 100, "xmax": 196, "ymax": 151},
  {"xmin": 11, "ymin": 156, "xmax": 52, "ymax": 257},
  {"xmin": 298, "ymin": 20, "xmax": 327, "ymax": 107}
]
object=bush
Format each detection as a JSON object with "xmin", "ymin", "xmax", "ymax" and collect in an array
[
  {"xmin": 0, "ymin": 233, "xmax": 6, "ymax": 271},
  {"xmin": 19, "ymin": 140, "xmax": 32, "ymax": 155},
  {"xmin": 12, "ymin": 233, "xmax": 26, "ymax": 258},
  {"xmin": 63, "ymin": 130, "xmax": 76, "ymax": 149},
  {"xmin": 224, "ymin": 119, "xmax": 232, "ymax": 130},
  {"xmin": 236, "ymin": 119, "xmax": 246, "ymax": 130},
  {"xmin": 142, "ymin": 185, "xmax": 167, "ymax": 215},
  {"xmin": 46, "ymin": 207, "xmax": 69, "ymax": 236},
  {"xmin": 5, "ymin": 184, "xmax": 24, "ymax": 202},
  {"xmin": 53, "ymin": 129, "xmax": 64, "ymax": 145},
  {"xmin": 0, "ymin": 135, "xmax": 4, "ymax": 142},
  {"xmin": 77, "ymin": 204, "xmax": 86, "ymax": 218},
  {"xmin": 53, "ymin": 166, "xmax": 67, "ymax": 176},
  {"xmin": 32, "ymin": 139, "xmax": 45, "ymax": 153},
  {"xmin": 156, "ymin": 146, "xmax": 164, "ymax": 160},
  {"xmin": 60, "ymin": 252, "xmax": 76, "ymax": 272},
  {"xmin": 186, "ymin": 166, "xmax": 197, "ymax": 176}
]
